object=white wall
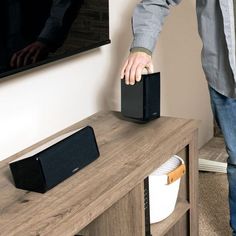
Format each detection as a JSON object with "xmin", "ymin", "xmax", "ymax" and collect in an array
[
  {"xmin": 0, "ymin": 0, "xmax": 212, "ymax": 161},
  {"xmin": 153, "ymin": 0, "xmax": 213, "ymax": 147}
]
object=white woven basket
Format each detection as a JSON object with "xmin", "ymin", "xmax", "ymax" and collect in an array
[{"xmin": 149, "ymin": 155, "xmax": 185, "ymax": 223}]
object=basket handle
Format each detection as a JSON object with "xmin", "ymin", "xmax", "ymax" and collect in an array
[{"xmin": 167, "ymin": 164, "xmax": 186, "ymax": 185}]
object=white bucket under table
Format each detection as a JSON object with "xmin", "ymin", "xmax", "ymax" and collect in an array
[{"xmin": 149, "ymin": 155, "xmax": 186, "ymax": 223}]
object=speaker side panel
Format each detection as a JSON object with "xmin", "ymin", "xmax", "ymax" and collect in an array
[
  {"xmin": 143, "ymin": 73, "xmax": 160, "ymax": 121},
  {"xmin": 9, "ymin": 156, "xmax": 46, "ymax": 193}
]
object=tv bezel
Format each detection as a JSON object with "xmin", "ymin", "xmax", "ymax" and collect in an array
[{"xmin": 0, "ymin": 40, "xmax": 111, "ymax": 79}]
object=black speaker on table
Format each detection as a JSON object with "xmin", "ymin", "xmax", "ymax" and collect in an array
[
  {"xmin": 121, "ymin": 72, "xmax": 160, "ymax": 122},
  {"xmin": 9, "ymin": 126, "xmax": 99, "ymax": 193}
]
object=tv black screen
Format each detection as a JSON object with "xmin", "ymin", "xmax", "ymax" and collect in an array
[{"xmin": 0, "ymin": 0, "xmax": 110, "ymax": 79}]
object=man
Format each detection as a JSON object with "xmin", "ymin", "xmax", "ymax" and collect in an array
[
  {"xmin": 120, "ymin": 0, "xmax": 236, "ymax": 235},
  {"xmin": 0, "ymin": 0, "xmax": 81, "ymax": 73}
]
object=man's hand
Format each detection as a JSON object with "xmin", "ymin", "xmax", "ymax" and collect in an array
[
  {"xmin": 10, "ymin": 41, "xmax": 50, "ymax": 68},
  {"xmin": 120, "ymin": 51, "xmax": 154, "ymax": 85}
]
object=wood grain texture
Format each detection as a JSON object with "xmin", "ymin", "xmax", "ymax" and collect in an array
[
  {"xmin": 165, "ymin": 213, "xmax": 189, "ymax": 236},
  {"xmin": 151, "ymin": 201, "xmax": 190, "ymax": 236},
  {"xmin": 0, "ymin": 111, "xmax": 199, "ymax": 236},
  {"xmin": 177, "ymin": 148, "xmax": 188, "ymax": 203},
  {"xmin": 78, "ymin": 182, "xmax": 145, "ymax": 236},
  {"xmin": 189, "ymin": 130, "xmax": 199, "ymax": 236}
]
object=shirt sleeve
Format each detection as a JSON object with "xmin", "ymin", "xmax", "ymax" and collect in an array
[
  {"xmin": 130, "ymin": 47, "xmax": 152, "ymax": 56},
  {"xmin": 131, "ymin": 0, "xmax": 182, "ymax": 53},
  {"xmin": 38, "ymin": 0, "xmax": 81, "ymax": 51}
]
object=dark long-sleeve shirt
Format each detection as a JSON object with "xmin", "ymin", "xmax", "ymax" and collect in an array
[{"xmin": 0, "ymin": 0, "xmax": 80, "ymax": 73}]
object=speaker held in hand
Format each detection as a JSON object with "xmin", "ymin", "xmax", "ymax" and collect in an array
[{"xmin": 121, "ymin": 72, "xmax": 160, "ymax": 122}]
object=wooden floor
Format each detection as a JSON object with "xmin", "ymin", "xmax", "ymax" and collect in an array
[{"xmin": 199, "ymin": 137, "xmax": 227, "ymax": 162}]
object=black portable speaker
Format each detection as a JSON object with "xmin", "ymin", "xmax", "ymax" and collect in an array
[
  {"xmin": 121, "ymin": 72, "xmax": 160, "ymax": 122},
  {"xmin": 9, "ymin": 126, "xmax": 99, "ymax": 193}
]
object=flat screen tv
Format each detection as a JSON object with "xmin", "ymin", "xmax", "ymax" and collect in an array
[{"xmin": 0, "ymin": 0, "xmax": 110, "ymax": 79}]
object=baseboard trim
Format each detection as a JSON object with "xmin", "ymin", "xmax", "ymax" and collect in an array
[{"xmin": 199, "ymin": 158, "xmax": 227, "ymax": 173}]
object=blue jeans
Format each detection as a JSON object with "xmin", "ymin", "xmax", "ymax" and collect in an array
[{"xmin": 209, "ymin": 86, "xmax": 236, "ymax": 235}]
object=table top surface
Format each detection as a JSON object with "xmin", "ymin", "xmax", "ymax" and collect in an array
[{"xmin": 0, "ymin": 111, "xmax": 199, "ymax": 236}]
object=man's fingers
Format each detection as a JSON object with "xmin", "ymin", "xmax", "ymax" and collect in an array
[
  {"xmin": 121, "ymin": 59, "xmax": 128, "ymax": 79},
  {"xmin": 121, "ymin": 52, "xmax": 153, "ymax": 85},
  {"xmin": 129, "ymin": 68, "xmax": 136, "ymax": 85},
  {"xmin": 136, "ymin": 64, "xmax": 145, "ymax": 82},
  {"xmin": 32, "ymin": 49, "xmax": 41, "ymax": 64},
  {"xmin": 146, "ymin": 62, "xmax": 154, "ymax": 74},
  {"xmin": 16, "ymin": 50, "xmax": 29, "ymax": 68},
  {"xmin": 23, "ymin": 50, "xmax": 36, "ymax": 66},
  {"xmin": 129, "ymin": 61, "xmax": 142, "ymax": 85},
  {"xmin": 10, "ymin": 53, "xmax": 18, "ymax": 68},
  {"xmin": 23, "ymin": 52, "xmax": 31, "ymax": 66},
  {"xmin": 124, "ymin": 62, "xmax": 132, "ymax": 85}
]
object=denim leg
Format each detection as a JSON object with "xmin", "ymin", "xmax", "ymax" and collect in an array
[{"xmin": 208, "ymin": 86, "xmax": 236, "ymax": 235}]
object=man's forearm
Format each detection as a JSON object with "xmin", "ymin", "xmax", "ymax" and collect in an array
[{"xmin": 131, "ymin": 0, "xmax": 182, "ymax": 53}]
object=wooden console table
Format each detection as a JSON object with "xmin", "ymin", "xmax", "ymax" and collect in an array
[{"xmin": 0, "ymin": 111, "xmax": 199, "ymax": 236}]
